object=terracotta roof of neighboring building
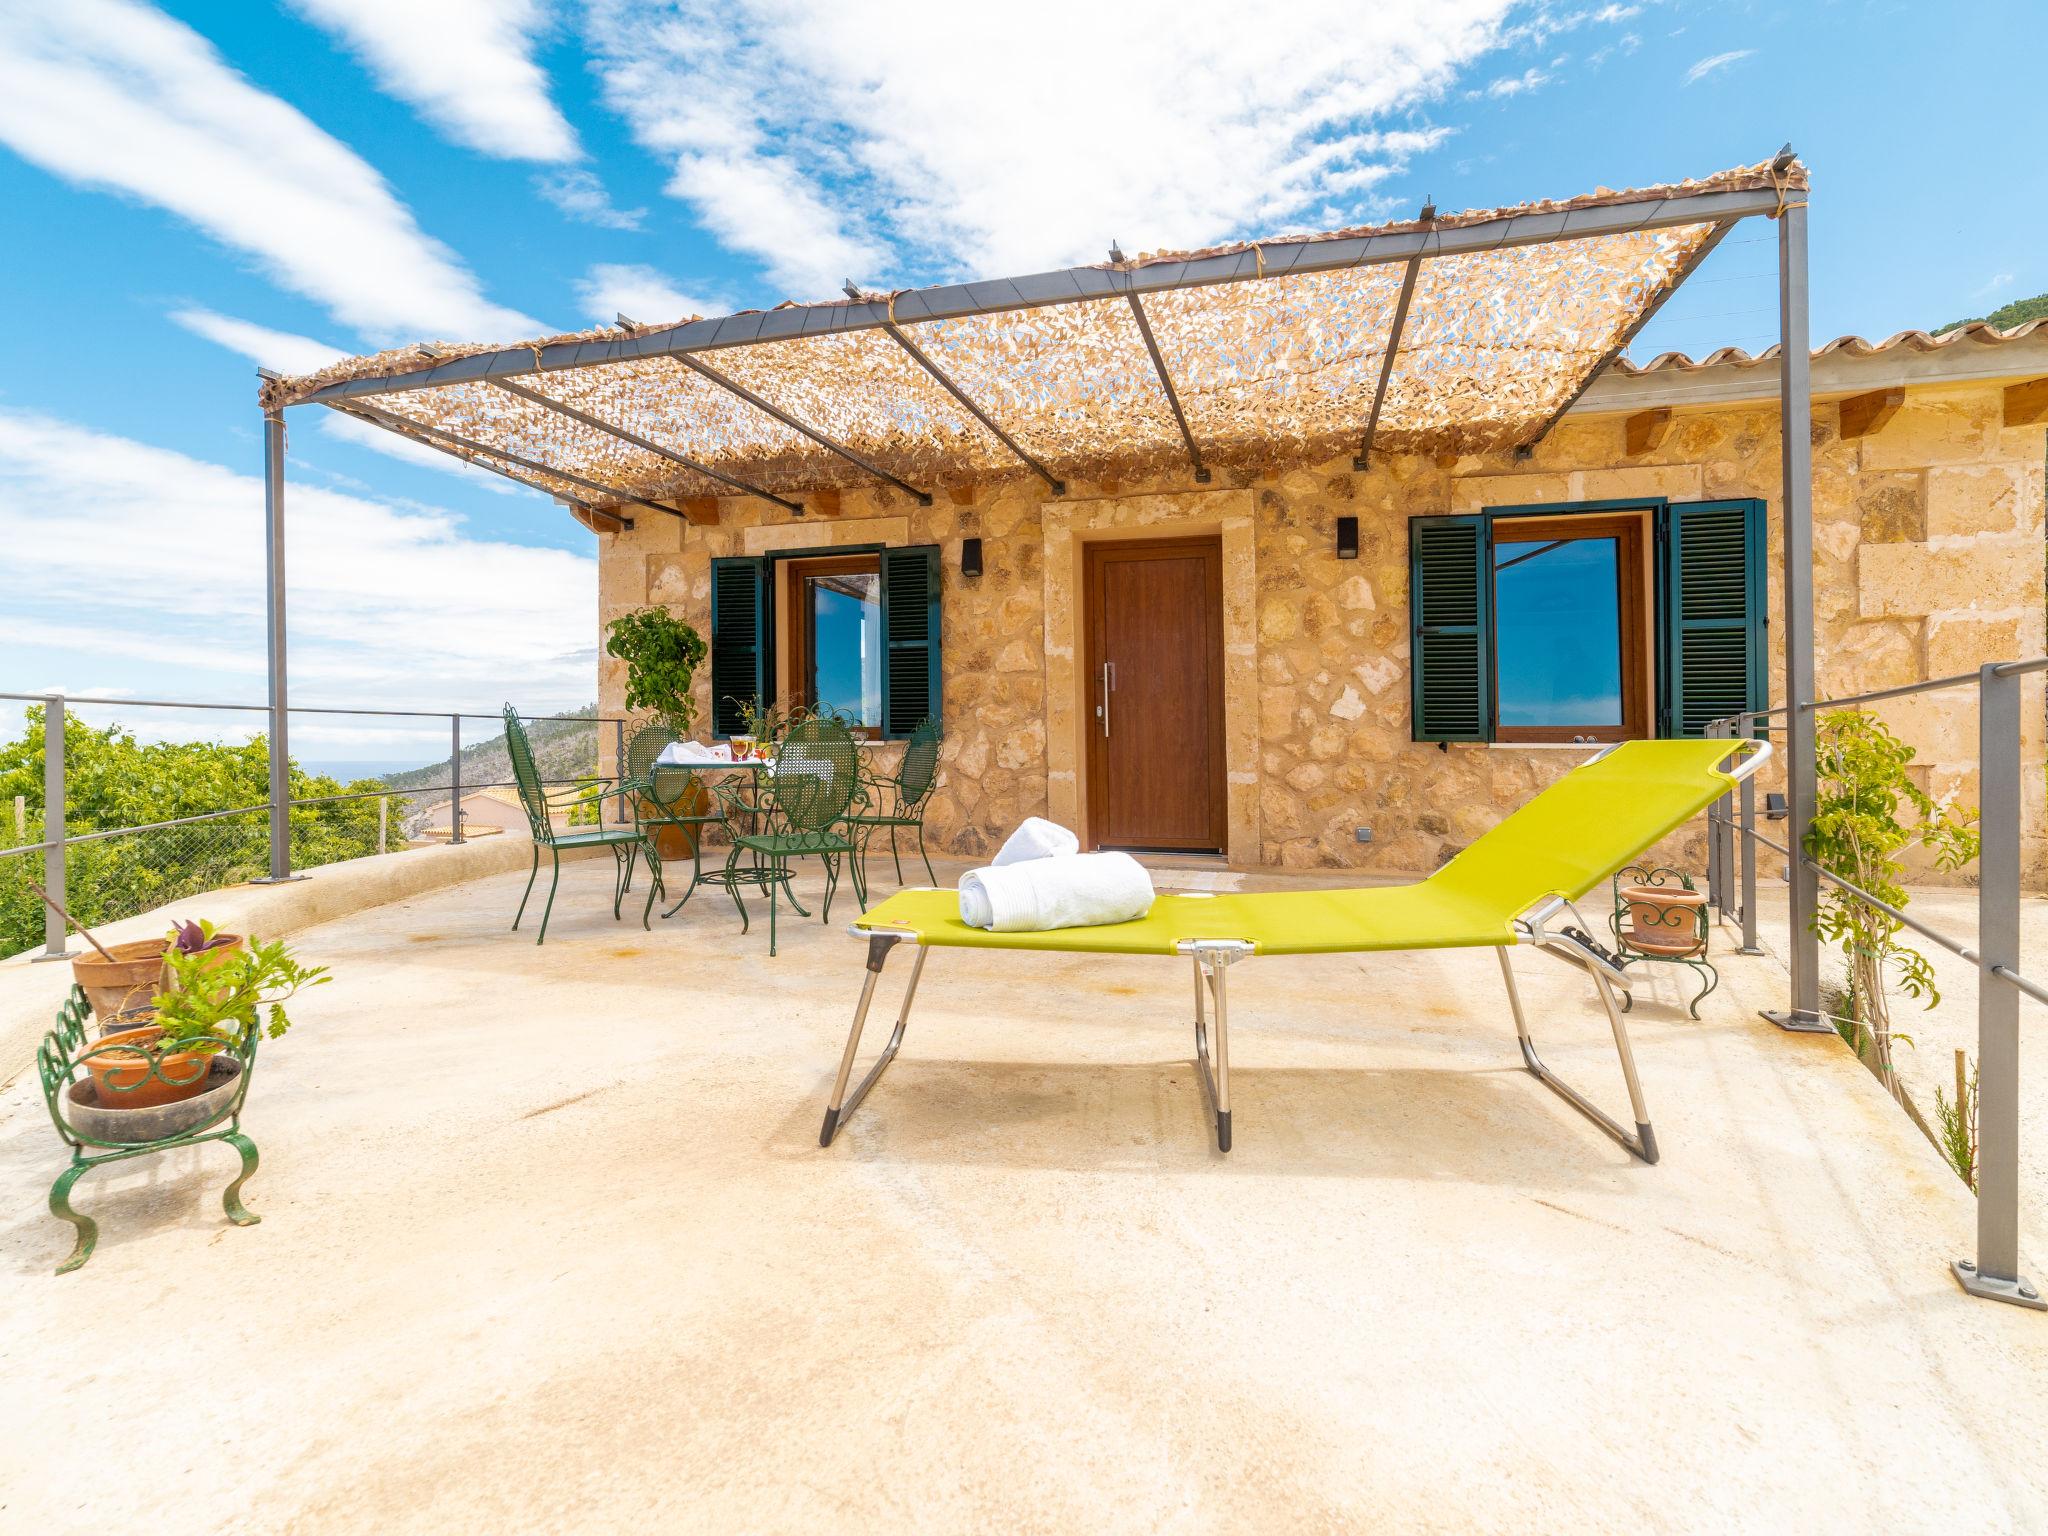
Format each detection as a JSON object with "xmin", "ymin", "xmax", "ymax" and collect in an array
[{"xmin": 1617, "ymin": 319, "xmax": 2048, "ymax": 374}]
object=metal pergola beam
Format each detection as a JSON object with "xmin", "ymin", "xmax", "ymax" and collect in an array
[
  {"xmin": 327, "ymin": 401, "xmax": 684, "ymax": 521},
  {"xmin": 673, "ymin": 353, "xmax": 932, "ymax": 505},
  {"xmin": 297, "ymin": 184, "xmax": 1785, "ymax": 409},
  {"xmin": 1353, "ymin": 239, "xmax": 1426, "ymax": 471},
  {"xmin": 1111, "ymin": 246, "xmax": 1208, "ymax": 483},
  {"xmin": 855, "ymin": 291, "xmax": 1065, "ymax": 496},
  {"xmin": 489, "ymin": 379, "xmax": 802, "ymax": 514},
  {"xmin": 1514, "ymin": 218, "xmax": 1738, "ymax": 457}
]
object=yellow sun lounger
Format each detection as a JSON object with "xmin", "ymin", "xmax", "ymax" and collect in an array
[{"xmin": 822, "ymin": 737, "xmax": 1770, "ymax": 1160}]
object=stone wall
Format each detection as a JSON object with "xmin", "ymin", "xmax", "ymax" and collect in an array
[{"xmin": 596, "ymin": 381, "xmax": 2046, "ymax": 884}]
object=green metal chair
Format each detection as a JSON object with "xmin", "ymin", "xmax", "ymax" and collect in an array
[
  {"xmin": 848, "ymin": 715, "xmax": 942, "ymax": 893},
  {"xmin": 710, "ymin": 714, "xmax": 860, "ymax": 955},
  {"xmin": 610, "ymin": 724, "xmax": 675, "ymax": 885},
  {"xmin": 504, "ymin": 703, "xmax": 662, "ymax": 944},
  {"xmin": 38, "ymin": 984, "xmax": 261, "ymax": 1274}
]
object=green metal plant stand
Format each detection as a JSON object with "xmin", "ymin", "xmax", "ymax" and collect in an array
[
  {"xmin": 37, "ymin": 986, "xmax": 263, "ymax": 1275},
  {"xmin": 1608, "ymin": 864, "xmax": 1718, "ymax": 1018}
]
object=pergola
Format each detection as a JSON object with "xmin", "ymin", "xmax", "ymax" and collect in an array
[{"xmin": 251, "ymin": 150, "xmax": 1821, "ymax": 1023}]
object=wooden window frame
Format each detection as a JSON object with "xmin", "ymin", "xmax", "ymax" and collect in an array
[
  {"xmin": 781, "ymin": 551, "xmax": 883, "ymax": 739},
  {"xmin": 1489, "ymin": 511, "xmax": 1652, "ymax": 744}
]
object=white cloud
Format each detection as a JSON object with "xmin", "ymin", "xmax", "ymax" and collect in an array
[
  {"xmin": 1974, "ymin": 271, "xmax": 2016, "ymax": 299},
  {"xmin": 573, "ymin": 264, "xmax": 719, "ymax": 325},
  {"xmin": 169, "ymin": 308, "xmax": 349, "ymax": 375},
  {"xmin": 536, "ymin": 168, "xmax": 646, "ymax": 230},
  {"xmin": 583, "ymin": 0, "xmax": 1516, "ymax": 295},
  {"xmin": 1683, "ymin": 49, "xmax": 1754, "ymax": 85},
  {"xmin": 1477, "ymin": 66, "xmax": 1551, "ymax": 97},
  {"xmin": 0, "ymin": 0, "xmax": 541, "ymax": 341},
  {"xmin": 286, "ymin": 0, "xmax": 578, "ymax": 163},
  {"xmin": 0, "ymin": 409, "xmax": 596, "ymax": 721}
]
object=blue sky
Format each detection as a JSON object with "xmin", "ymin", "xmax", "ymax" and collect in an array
[{"xmin": 1, "ymin": 0, "xmax": 2040, "ymax": 768}]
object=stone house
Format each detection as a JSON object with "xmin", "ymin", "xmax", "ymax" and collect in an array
[{"xmin": 592, "ymin": 320, "xmax": 2048, "ymax": 884}]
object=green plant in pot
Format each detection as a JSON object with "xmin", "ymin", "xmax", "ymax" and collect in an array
[
  {"xmin": 607, "ymin": 607, "xmax": 715, "ymax": 855},
  {"xmin": 606, "ymin": 606, "xmax": 707, "ymax": 738},
  {"xmin": 84, "ymin": 935, "xmax": 328, "ymax": 1110}
]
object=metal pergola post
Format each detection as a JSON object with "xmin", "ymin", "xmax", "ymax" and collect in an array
[
  {"xmin": 256, "ymin": 406, "xmax": 299, "ymax": 884},
  {"xmin": 1957, "ymin": 662, "xmax": 2044, "ymax": 1307},
  {"xmin": 1763, "ymin": 177, "xmax": 1825, "ymax": 1031}
]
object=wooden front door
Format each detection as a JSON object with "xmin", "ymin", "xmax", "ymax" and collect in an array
[{"xmin": 1083, "ymin": 537, "xmax": 1227, "ymax": 852}]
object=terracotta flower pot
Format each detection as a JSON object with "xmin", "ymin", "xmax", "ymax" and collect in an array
[
  {"xmin": 71, "ymin": 940, "xmax": 169, "ymax": 1020},
  {"xmin": 1619, "ymin": 884, "xmax": 1707, "ymax": 957},
  {"xmin": 83, "ymin": 1023, "xmax": 222, "ymax": 1109}
]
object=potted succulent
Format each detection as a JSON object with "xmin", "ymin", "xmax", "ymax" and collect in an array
[
  {"xmin": 605, "ymin": 607, "xmax": 714, "ymax": 855},
  {"xmin": 84, "ymin": 935, "xmax": 327, "ymax": 1110}
]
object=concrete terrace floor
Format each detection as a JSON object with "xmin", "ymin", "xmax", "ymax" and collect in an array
[{"xmin": 2, "ymin": 855, "xmax": 2047, "ymax": 1533}]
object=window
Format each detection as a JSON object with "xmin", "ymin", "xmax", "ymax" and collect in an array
[
  {"xmin": 787, "ymin": 555, "xmax": 883, "ymax": 731},
  {"xmin": 1490, "ymin": 513, "xmax": 1649, "ymax": 742},
  {"xmin": 708, "ymin": 545, "xmax": 943, "ymax": 740},
  {"xmin": 1409, "ymin": 499, "xmax": 1765, "ymax": 743}
]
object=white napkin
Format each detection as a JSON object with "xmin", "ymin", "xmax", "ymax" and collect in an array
[
  {"xmin": 958, "ymin": 851, "xmax": 1155, "ymax": 932},
  {"xmin": 993, "ymin": 816, "xmax": 1080, "ymax": 866},
  {"xmin": 656, "ymin": 740, "xmax": 729, "ymax": 765}
]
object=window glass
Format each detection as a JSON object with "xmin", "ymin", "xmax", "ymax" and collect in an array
[
  {"xmin": 804, "ymin": 567, "xmax": 881, "ymax": 727},
  {"xmin": 1493, "ymin": 535, "xmax": 1623, "ymax": 729}
]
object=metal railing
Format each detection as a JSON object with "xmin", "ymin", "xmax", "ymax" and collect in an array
[
  {"xmin": 1705, "ymin": 658, "xmax": 2048, "ymax": 1311},
  {"xmin": 1, "ymin": 691, "xmax": 627, "ymax": 963}
]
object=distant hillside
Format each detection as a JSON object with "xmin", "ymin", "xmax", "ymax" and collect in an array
[
  {"xmin": 1933, "ymin": 291, "xmax": 2048, "ymax": 336},
  {"xmin": 381, "ymin": 705, "xmax": 602, "ymax": 803}
]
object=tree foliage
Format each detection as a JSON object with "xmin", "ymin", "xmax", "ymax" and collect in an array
[
  {"xmin": 1934, "ymin": 290, "xmax": 2048, "ymax": 336},
  {"xmin": 0, "ymin": 706, "xmax": 394, "ymax": 959},
  {"xmin": 1804, "ymin": 710, "xmax": 1978, "ymax": 1092}
]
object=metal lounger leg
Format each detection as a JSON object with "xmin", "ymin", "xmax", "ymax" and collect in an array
[
  {"xmin": 1190, "ymin": 947, "xmax": 1236, "ymax": 1153},
  {"xmin": 1498, "ymin": 945, "xmax": 1658, "ymax": 1164},
  {"xmin": 820, "ymin": 935, "xmax": 927, "ymax": 1146}
]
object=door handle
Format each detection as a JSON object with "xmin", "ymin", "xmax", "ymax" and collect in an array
[{"xmin": 1099, "ymin": 661, "xmax": 1115, "ymax": 738}]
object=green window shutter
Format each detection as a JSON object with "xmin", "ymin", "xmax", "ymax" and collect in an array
[
  {"xmin": 1409, "ymin": 515, "xmax": 1492, "ymax": 742},
  {"xmin": 709, "ymin": 556, "xmax": 770, "ymax": 738},
  {"xmin": 1662, "ymin": 499, "xmax": 1766, "ymax": 737},
  {"xmin": 879, "ymin": 544, "xmax": 942, "ymax": 739}
]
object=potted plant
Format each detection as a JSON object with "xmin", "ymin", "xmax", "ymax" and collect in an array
[
  {"xmin": 69, "ymin": 915, "xmax": 244, "ymax": 1024},
  {"xmin": 606, "ymin": 607, "xmax": 713, "ymax": 856},
  {"xmin": 84, "ymin": 935, "xmax": 327, "ymax": 1109}
]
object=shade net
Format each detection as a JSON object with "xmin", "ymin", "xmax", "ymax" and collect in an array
[{"xmin": 274, "ymin": 163, "xmax": 1797, "ymax": 504}]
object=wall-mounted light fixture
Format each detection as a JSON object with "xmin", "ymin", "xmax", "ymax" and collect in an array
[
  {"xmin": 1335, "ymin": 516, "xmax": 1359, "ymax": 560},
  {"xmin": 961, "ymin": 536, "xmax": 984, "ymax": 578},
  {"xmin": 1764, "ymin": 792, "xmax": 1789, "ymax": 822}
]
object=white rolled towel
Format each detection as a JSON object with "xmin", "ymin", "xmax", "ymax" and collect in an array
[
  {"xmin": 958, "ymin": 851, "xmax": 1155, "ymax": 932},
  {"xmin": 993, "ymin": 816, "xmax": 1080, "ymax": 866}
]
